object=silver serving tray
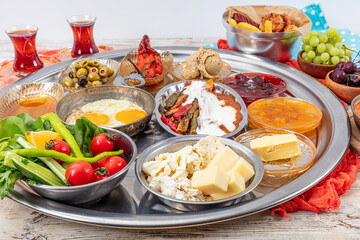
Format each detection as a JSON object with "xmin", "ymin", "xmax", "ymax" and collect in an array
[{"xmin": 0, "ymin": 47, "xmax": 350, "ymax": 229}]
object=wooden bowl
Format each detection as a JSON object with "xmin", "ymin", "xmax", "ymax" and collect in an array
[
  {"xmin": 324, "ymin": 71, "xmax": 360, "ymax": 104},
  {"xmin": 297, "ymin": 51, "xmax": 336, "ymax": 78},
  {"xmin": 351, "ymin": 94, "xmax": 360, "ymax": 130}
]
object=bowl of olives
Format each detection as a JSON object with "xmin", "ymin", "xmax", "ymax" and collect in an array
[{"xmin": 58, "ymin": 58, "xmax": 120, "ymax": 92}]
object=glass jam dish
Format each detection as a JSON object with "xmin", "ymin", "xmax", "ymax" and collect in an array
[
  {"xmin": 235, "ymin": 128, "xmax": 316, "ymax": 177},
  {"xmin": 222, "ymin": 73, "xmax": 287, "ymax": 105},
  {"xmin": 247, "ymin": 97, "xmax": 322, "ymax": 133}
]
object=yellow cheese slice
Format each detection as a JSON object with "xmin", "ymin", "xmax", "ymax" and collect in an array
[
  {"xmin": 191, "ymin": 166, "xmax": 228, "ymax": 195},
  {"xmin": 211, "ymin": 169, "xmax": 246, "ymax": 200},
  {"xmin": 233, "ymin": 157, "xmax": 255, "ymax": 182},
  {"xmin": 250, "ymin": 134, "xmax": 301, "ymax": 162},
  {"xmin": 207, "ymin": 146, "xmax": 238, "ymax": 172}
]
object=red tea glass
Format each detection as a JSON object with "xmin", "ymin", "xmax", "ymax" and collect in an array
[
  {"xmin": 5, "ymin": 25, "xmax": 44, "ymax": 76},
  {"xmin": 67, "ymin": 15, "xmax": 99, "ymax": 58}
]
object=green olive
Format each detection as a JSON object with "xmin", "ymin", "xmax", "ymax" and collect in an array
[
  {"xmin": 75, "ymin": 62, "xmax": 81, "ymax": 69},
  {"xmin": 72, "ymin": 77, "xmax": 78, "ymax": 84},
  {"xmin": 89, "ymin": 60, "xmax": 100, "ymax": 67},
  {"xmin": 86, "ymin": 66, "xmax": 92, "ymax": 72},
  {"xmin": 87, "ymin": 81, "xmax": 93, "ymax": 87},
  {"xmin": 107, "ymin": 68, "xmax": 114, "ymax": 77},
  {"xmin": 92, "ymin": 80, "xmax": 102, "ymax": 86},
  {"xmin": 99, "ymin": 66, "xmax": 109, "ymax": 77},
  {"xmin": 78, "ymin": 60, "xmax": 89, "ymax": 68},
  {"xmin": 76, "ymin": 68, "xmax": 88, "ymax": 78},
  {"xmin": 101, "ymin": 77, "xmax": 109, "ymax": 83},
  {"xmin": 63, "ymin": 77, "xmax": 75, "ymax": 87},
  {"xmin": 89, "ymin": 67, "xmax": 99, "ymax": 74},
  {"xmin": 88, "ymin": 72, "xmax": 101, "ymax": 82}
]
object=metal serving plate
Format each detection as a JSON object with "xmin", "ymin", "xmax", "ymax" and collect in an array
[
  {"xmin": 154, "ymin": 81, "xmax": 248, "ymax": 138},
  {"xmin": 0, "ymin": 47, "xmax": 350, "ymax": 229}
]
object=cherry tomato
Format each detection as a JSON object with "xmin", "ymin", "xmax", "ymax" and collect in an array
[
  {"xmin": 90, "ymin": 133, "xmax": 115, "ymax": 156},
  {"xmin": 65, "ymin": 161, "xmax": 94, "ymax": 186},
  {"xmin": 91, "ymin": 156, "xmax": 111, "ymax": 169},
  {"xmin": 103, "ymin": 156, "xmax": 127, "ymax": 176},
  {"xmin": 93, "ymin": 167, "xmax": 110, "ymax": 182},
  {"xmin": 45, "ymin": 140, "xmax": 71, "ymax": 164}
]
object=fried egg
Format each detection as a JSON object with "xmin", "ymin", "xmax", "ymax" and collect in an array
[{"xmin": 66, "ymin": 99, "xmax": 147, "ymax": 127}]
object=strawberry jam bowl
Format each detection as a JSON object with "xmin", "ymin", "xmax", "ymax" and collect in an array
[{"xmin": 222, "ymin": 73, "xmax": 287, "ymax": 104}]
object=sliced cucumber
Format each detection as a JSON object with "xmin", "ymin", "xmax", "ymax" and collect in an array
[
  {"xmin": 11, "ymin": 153, "xmax": 64, "ymax": 186},
  {"xmin": 17, "ymin": 137, "xmax": 68, "ymax": 185},
  {"xmin": 4, "ymin": 152, "xmax": 17, "ymax": 169}
]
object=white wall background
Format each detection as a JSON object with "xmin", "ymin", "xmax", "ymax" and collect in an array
[{"xmin": 0, "ymin": 0, "xmax": 358, "ymax": 42}]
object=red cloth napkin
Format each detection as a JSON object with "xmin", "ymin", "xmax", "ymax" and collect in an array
[{"xmin": 218, "ymin": 39, "xmax": 360, "ymax": 219}]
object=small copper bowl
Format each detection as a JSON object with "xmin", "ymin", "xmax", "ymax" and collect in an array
[
  {"xmin": 119, "ymin": 50, "xmax": 173, "ymax": 86},
  {"xmin": 297, "ymin": 51, "xmax": 336, "ymax": 78},
  {"xmin": 324, "ymin": 71, "xmax": 360, "ymax": 104}
]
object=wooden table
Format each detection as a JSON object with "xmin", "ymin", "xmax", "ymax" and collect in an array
[{"xmin": 0, "ymin": 39, "xmax": 359, "ymax": 239}]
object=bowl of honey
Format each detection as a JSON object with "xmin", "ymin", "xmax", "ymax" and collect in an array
[
  {"xmin": 0, "ymin": 83, "xmax": 64, "ymax": 119},
  {"xmin": 247, "ymin": 97, "xmax": 322, "ymax": 134}
]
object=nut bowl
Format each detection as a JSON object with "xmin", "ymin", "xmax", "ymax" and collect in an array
[
  {"xmin": 154, "ymin": 81, "xmax": 248, "ymax": 138},
  {"xmin": 135, "ymin": 135, "xmax": 264, "ymax": 211},
  {"xmin": 222, "ymin": 11, "xmax": 307, "ymax": 62},
  {"xmin": 22, "ymin": 127, "xmax": 137, "ymax": 205},
  {"xmin": 119, "ymin": 49, "xmax": 173, "ymax": 86},
  {"xmin": 55, "ymin": 86, "xmax": 155, "ymax": 136},
  {"xmin": 58, "ymin": 58, "xmax": 120, "ymax": 92}
]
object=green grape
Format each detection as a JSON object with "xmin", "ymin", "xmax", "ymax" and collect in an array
[
  {"xmin": 331, "ymin": 56, "xmax": 340, "ymax": 65},
  {"xmin": 316, "ymin": 43, "xmax": 326, "ymax": 53},
  {"xmin": 319, "ymin": 33, "xmax": 328, "ymax": 43},
  {"xmin": 329, "ymin": 47, "xmax": 339, "ymax": 56},
  {"xmin": 307, "ymin": 50, "xmax": 316, "ymax": 59},
  {"xmin": 334, "ymin": 42, "xmax": 342, "ymax": 49},
  {"xmin": 344, "ymin": 44, "xmax": 350, "ymax": 49},
  {"xmin": 313, "ymin": 56, "xmax": 322, "ymax": 64},
  {"xmin": 309, "ymin": 36, "xmax": 320, "ymax": 47},
  {"xmin": 310, "ymin": 30, "xmax": 319, "ymax": 37},
  {"xmin": 327, "ymin": 27, "xmax": 338, "ymax": 37},
  {"xmin": 304, "ymin": 57, "xmax": 312, "ymax": 62},
  {"xmin": 339, "ymin": 49, "xmax": 345, "ymax": 57},
  {"xmin": 302, "ymin": 44, "xmax": 307, "ymax": 51},
  {"xmin": 302, "ymin": 35, "xmax": 310, "ymax": 44},
  {"xmin": 333, "ymin": 34, "xmax": 343, "ymax": 43},
  {"xmin": 341, "ymin": 56, "xmax": 350, "ymax": 62},
  {"xmin": 346, "ymin": 49, "xmax": 353, "ymax": 57},
  {"xmin": 322, "ymin": 61, "xmax": 329, "ymax": 65},
  {"xmin": 325, "ymin": 43, "xmax": 333, "ymax": 51},
  {"xmin": 301, "ymin": 52, "xmax": 307, "ymax": 59},
  {"xmin": 320, "ymin": 52, "xmax": 330, "ymax": 61},
  {"xmin": 304, "ymin": 44, "xmax": 313, "ymax": 52}
]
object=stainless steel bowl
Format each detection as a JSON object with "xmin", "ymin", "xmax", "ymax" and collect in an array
[
  {"xmin": 154, "ymin": 80, "xmax": 248, "ymax": 138},
  {"xmin": 135, "ymin": 136, "xmax": 264, "ymax": 211},
  {"xmin": 55, "ymin": 85, "xmax": 155, "ymax": 136},
  {"xmin": 22, "ymin": 127, "xmax": 137, "ymax": 205},
  {"xmin": 351, "ymin": 95, "xmax": 360, "ymax": 129},
  {"xmin": 222, "ymin": 12, "xmax": 303, "ymax": 62}
]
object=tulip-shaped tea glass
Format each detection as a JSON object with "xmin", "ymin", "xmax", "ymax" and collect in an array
[
  {"xmin": 67, "ymin": 15, "xmax": 99, "ymax": 58},
  {"xmin": 6, "ymin": 25, "xmax": 44, "ymax": 76}
]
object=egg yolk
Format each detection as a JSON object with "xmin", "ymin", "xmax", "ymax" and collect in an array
[
  {"xmin": 82, "ymin": 113, "xmax": 109, "ymax": 126},
  {"xmin": 115, "ymin": 109, "xmax": 147, "ymax": 124}
]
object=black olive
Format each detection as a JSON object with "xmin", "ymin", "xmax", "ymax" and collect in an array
[
  {"xmin": 69, "ymin": 71, "xmax": 74, "ymax": 78},
  {"xmin": 100, "ymin": 80, "xmax": 106, "ymax": 85},
  {"xmin": 78, "ymin": 76, "xmax": 88, "ymax": 87}
]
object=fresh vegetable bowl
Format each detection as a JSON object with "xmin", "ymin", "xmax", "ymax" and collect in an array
[{"xmin": 0, "ymin": 113, "xmax": 137, "ymax": 205}]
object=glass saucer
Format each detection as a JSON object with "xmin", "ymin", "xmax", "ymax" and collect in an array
[{"xmin": 235, "ymin": 128, "xmax": 316, "ymax": 177}]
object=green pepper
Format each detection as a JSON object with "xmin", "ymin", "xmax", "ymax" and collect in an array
[
  {"xmin": 1, "ymin": 148, "xmax": 123, "ymax": 164},
  {"xmin": 41, "ymin": 113, "xmax": 84, "ymax": 158}
]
